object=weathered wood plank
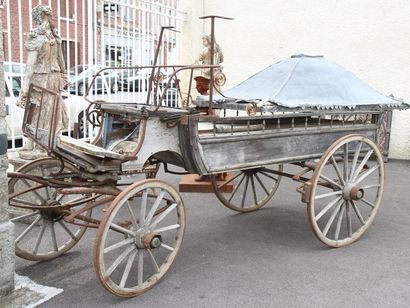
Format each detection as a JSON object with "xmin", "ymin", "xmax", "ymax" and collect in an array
[
  {"xmin": 59, "ymin": 136, "xmax": 125, "ymax": 160},
  {"xmin": 197, "ymin": 128, "xmax": 376, "ymax": 173}
]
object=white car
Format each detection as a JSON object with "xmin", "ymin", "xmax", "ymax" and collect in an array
[{"xmin": 5, "ymin": 75, "xmax": 92, "ymax": 147}]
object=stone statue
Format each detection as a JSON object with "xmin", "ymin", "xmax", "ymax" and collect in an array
[
  {"xmin": 198, "ymin": 35, "xmax": 224, "ymax": 78},
  {"xmin": 17, "ymin": 4, "xmax": 68, "ymax": 159},
  {"xmin": 194, "ymin": 35, "xmax": 226, "ymax": 95}
]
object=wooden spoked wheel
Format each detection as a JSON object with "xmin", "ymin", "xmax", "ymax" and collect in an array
[
  {"xmin": 308, "ymin": 135, "xmax": 384, "ymax": 247},
  {"xmin": 8, "ymin": 158, "xmax": 91, "ymax": 261},
  {"xmin": 94, "ymin": 179, "xmax": 185, "ymax": 297},
  {"xmin": 211, "ymin": 165, "xmax": 283, "ymax": 213}
]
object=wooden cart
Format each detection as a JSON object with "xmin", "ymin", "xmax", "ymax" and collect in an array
[{"xmin": 7, "ymin": 26, "xmax": 405, "ymax": 297}]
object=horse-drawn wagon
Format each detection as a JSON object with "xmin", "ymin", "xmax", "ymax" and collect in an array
[{"xmin": 8, "ymin": 20, "xmax": 407, "ymax": 297}]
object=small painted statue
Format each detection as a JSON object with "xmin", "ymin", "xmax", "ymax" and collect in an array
[
  {"xmin": 195, "ymin": 35, "xmax": 226, "ymax": 95},
  {"xmin": 17, "ymin": 4, "xmax": 68, "ymax": 159}
]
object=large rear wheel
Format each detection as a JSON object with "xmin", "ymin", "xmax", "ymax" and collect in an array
[{"xmin": 308, "ymin": 135, "xmax": 384, "ymax": 247}]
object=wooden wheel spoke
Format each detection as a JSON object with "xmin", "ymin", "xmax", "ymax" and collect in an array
[
  {"xmin": 259, "ymin": 171, "xmax": 278, "ymax": 182},
  {"xmin": 352, "ymin": 149, "xmax": 374, "ymax": 181},
  {"xmin": 56, "ymin": 193, "xmax": 65, "ymax": 202},
  {"xmin": 20, "ymin": 179, "xmax": 46, "ymax": 204},
  {"xmin": 144, "ymin": 190, "xmax": 165, "ymax": 226},
  {"xmin": 253, "ymin": 173, "xmax": 269, "ymax": 196},
  {"xmin": 323, "ymin": 202, "xmax": 343, "ymax": 237},
  {"xmin": 314, "ymin": 190, "xmax": 342, "ymax": 200},
  {"xmin": 104, "ymin": 238, "xmax": 135, "ymax": 254},
  {"xmin": 346, "ymin": 201, "xmax": 352, "ymax": 237},
  {"xmin": 150, "ymin": 203, "xmax": 177, "ymax": 229},
  {"xmin": 15, "ymin": 216, "xmax": 41, "ymax": 244},
  {"xmin": 137, "ymin": 250, "xmax": 144, "ymax": 286},
  {"xmin": 315, "ymin": 197, "xmax": 343, "ymax": 221},
  {"xmin": 50, "ymin": 223, "xmax": 59, "ymax": 252},
  {"xmin": 40, "ymin": 168, "xmax": 51, "ymax": 200},
  {"xmin": 109, "ymin": 222, "xmax": 136, "ymax": 237},
  {"xmin": 11, "ymin": 182, "xmax": 46, "ymax": 200},
  {"xmin": 360, "ymin": 198, "xmax": 375, "ymax": 209},
  {"xmin": 343, "ymin": 143, "xmax": 349, "ymax": 181},
  {"xmin": 147, "ymin": 249, "xmax": 160, "ymax": 273},
  {"xmin": 140, "ymin": 189, "xmax": 148, "ymax": 226},
  {"xmin": 10, "ymin": 211, "xmax": 39, "ymax": 223},
  {"xmin": 160, "ymin": 243, "xmax": 175, "ymax": 252},
  {"xmin": 33, "ymin": 222, "xmax": 47, "ymax": 254},
  {"xmin": 349, "ymin": 141, "xmax": 362, "ymax": 181},
  {"xmin": 217, "ymin": 172, "xmax": 242, "ymax": 189},
  {"xmin": 330, "ymin": 156, "xmax": 345, "ymax": 185},
  {"xmin": 58, "ymin": 220, "xmax": 77, "ymax": 240},
  {"xmin": 350, "ymin": 200, "xmax": 366, "ymax": 225},
  {"xmin": 106, "ymin": 245, "xmax": 135, "ymax": 277},
  {"xmin": 319, "ymin": 174, "xmax": 343, "ymax": 190},
  {"xmin": 334, "ymin": 201, "xmax": 346, "ymax": 240},
  {"xmin": 241, "ymin": 175, "xmax": 250, "ymax": 208},
  {"xmin": 10, "ymin": 198, "xmax": 43, "ymax": 208},
  {"xmin": 250, "ymin": 175, "xmax": 258, "ymax": 205},
  {"xmin": 119, "ymin": 249, "xmax": 138, "ymax": 288},
  {"xmin": 361, "ymin": 184, "xmax": 381, "ymax": 190},
  {"xmin": 228, "ymin": 173, "xmax": 246, "ymax": 202},
  {"xmin": 354, "ymin": 164, "xmax": 379, "ymax": 185},
  {"xmin": 125, "ymin": 201, "xmax": 138, "ymax": 227},
  {"xmin": 153, "ymin": 224, "xmax": 180, "ymax": 234}
]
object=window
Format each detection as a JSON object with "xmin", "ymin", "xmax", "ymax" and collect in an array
[
  {"xmin": 60, "ymin": 0, "xmax": 74, "ymax": 19},
  {"xmin": 61, "ymin": 40, "xmax": 80, "ymax": 69},
  {"xmin": 105, "ymin": 45, "xmax": 123, "ymax": 66}
]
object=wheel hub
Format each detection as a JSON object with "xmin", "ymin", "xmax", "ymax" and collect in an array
[
  {"xmin": 342, "ymin": 183, "xmax": 364, "ymax": 201},
  {"xmin": 134, "ymin": 229, "xmax": 162, "ymax": 249},
  {"xmin": 41, "ymin": 200, "xmax": 64, "ymax": 222}
]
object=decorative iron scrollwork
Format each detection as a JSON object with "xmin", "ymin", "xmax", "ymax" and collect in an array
[
  {"xmin": 376, "ymin": 110, "xmax": 392, "ymax": 160},
  {"xmin": 214, "ymin": 72, "xmax": 226, "ymax": 87}
]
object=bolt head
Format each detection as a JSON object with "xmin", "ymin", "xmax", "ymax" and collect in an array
[{"xmin": 150, "ymin": 237, "xmax": 161, "ymax": 249}]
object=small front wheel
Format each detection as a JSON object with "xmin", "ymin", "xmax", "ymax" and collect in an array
[{"xmin": 94, "ymin": 179, "xmax": 185, "ymax": 297}]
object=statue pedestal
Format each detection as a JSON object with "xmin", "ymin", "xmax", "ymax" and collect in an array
[{"xmin": 179, "ymin": 173, "xmax": 234, "ymax": 193}]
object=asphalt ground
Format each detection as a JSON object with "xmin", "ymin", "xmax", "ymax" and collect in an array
[{"xmin": 15, "ymin": 160, "xmax": 410, "ymax": 307}]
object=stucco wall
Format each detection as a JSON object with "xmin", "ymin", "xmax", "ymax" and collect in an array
[{"xmin": 179, "ymin": 0, "xmax": 410, "ymax": 159}]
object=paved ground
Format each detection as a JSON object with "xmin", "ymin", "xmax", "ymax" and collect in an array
[{"xmin": 15, "ymin": 160, "xmax": 410, "ymax": 307}]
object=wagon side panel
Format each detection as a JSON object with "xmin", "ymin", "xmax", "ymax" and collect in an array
[{"xmin": 197, "ymin": 126, "xmax": 377, "ymax": 173}]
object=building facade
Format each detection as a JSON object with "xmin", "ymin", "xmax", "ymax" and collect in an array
[{"xmin": 2, "ymin": 0, "xmax": 88, "ymax": 70}]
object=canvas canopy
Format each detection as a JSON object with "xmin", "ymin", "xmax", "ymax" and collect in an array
[{"xmin": 219, "ymin": 55, "xmax": 404, "ymax": 109}]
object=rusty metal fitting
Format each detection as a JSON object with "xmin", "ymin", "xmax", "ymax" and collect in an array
[
  {"xmin": 350, "ymin": 187, "xmax": 364, "ymax": 200},
  {"xmin": 142, "ymin": 233, "xmax": 162, "ymax": 249}
]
